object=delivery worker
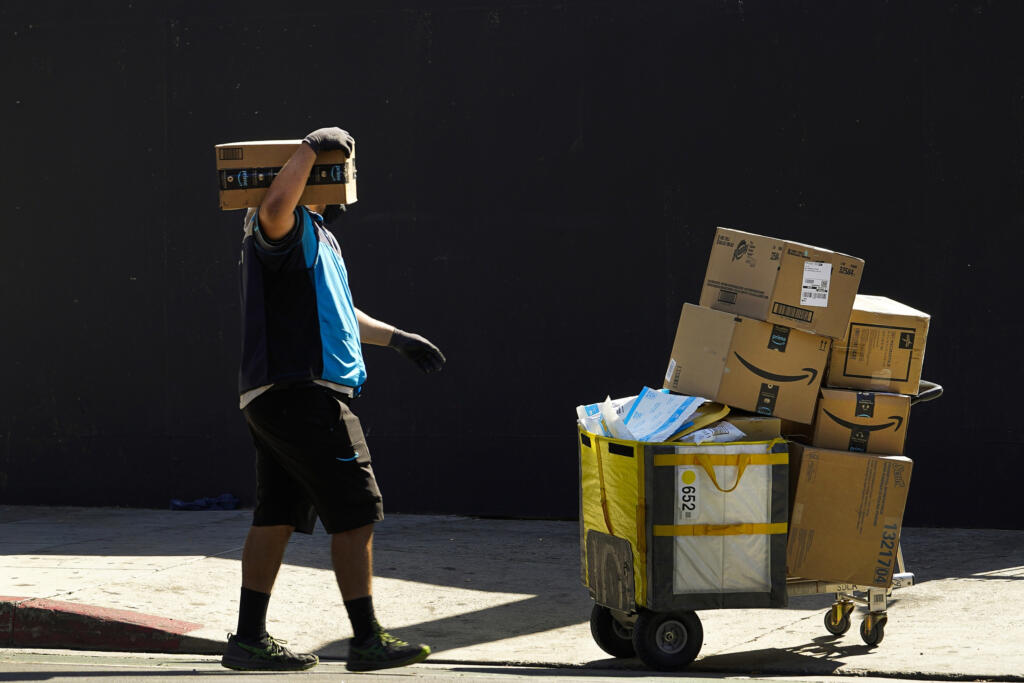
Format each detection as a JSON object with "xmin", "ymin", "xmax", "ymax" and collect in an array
[{"xmin": 221, "ymin": 126, "xmax": 446, "ymax": 673}]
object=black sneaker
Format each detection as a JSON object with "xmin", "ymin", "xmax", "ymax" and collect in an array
[
  {"xmin": 221, "ymin": 632, "xmax": 319, "ymax": 671},
  {"xmin": 346, "ymin": 629, "xmax": 430, "ymax": 672}
]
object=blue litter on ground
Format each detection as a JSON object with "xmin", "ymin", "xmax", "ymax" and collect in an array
[{"xmin": 169, "ymin": 493, "xmax": 240, "ymax": 511}]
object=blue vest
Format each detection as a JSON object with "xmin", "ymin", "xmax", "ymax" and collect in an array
[{"xmin": 238, "ymin": 207, "xmax": 366, "ymax": 395}]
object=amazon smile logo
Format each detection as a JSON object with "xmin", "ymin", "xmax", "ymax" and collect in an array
[
  {"xmin": 823, "ymin": 410, "xmax": 905, "ymax": 432},
  {"xmin": 733, "ymin": 353, "xmax": 819, "ymax": 385}
]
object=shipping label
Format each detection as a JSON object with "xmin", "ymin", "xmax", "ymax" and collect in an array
[{"xmin": 800, "ymin": 262, "xmax": 832, "ymax": 307}]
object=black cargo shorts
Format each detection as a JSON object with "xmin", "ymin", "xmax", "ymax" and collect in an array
[{"xmin": 242, "ymin": 383, "xmax": 383, "ymax": 534}]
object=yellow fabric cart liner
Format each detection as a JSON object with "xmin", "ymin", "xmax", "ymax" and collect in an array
[{"xmin": 579, "ymin": 429, "xmax": 789, "ymax": 611}]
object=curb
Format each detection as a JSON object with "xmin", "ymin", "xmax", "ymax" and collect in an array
[{"xmin": 0, "ymin": 596, "xmax": 224, "ymax": 655}]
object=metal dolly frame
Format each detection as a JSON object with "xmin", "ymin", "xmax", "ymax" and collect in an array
[
  {"xmin": 787, "ymin": 541, "xmax": 913, "ymax": 646},
  {"xmin": 587, "ymin": 381, "xmax": 943, "ymax": 669}
]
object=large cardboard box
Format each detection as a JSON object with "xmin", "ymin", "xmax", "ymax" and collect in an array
[
  {"xmin": 215, "ymin": 140, "xmax": 357, "ymax": 210},
  {"xmin": 699, "ymin": 227, "xmax": 865, "ymax": 339},
  {"xmin": 787, "ymin": 444, "xmax": 912, "ymax": 587},
  {"xmin": 827, "ymin": 295, "xmax": 930, "ymax": 395},
  {"xmin": 664, "ymin": 304, "xmax": 830, "ymax": 424},
  {"xmin": 812, "ymin": 388, "xmax": 911, "ymax": 456}
]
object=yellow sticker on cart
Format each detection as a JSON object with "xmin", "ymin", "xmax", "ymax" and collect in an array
[{"xmin": 677, "ymin": 467, "xmax": 700, "ymax": 522}]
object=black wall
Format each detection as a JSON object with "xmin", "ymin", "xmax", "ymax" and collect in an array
[{"xmin": 2, "ymin": 1, "xmax": 1022, "ymax": 528}]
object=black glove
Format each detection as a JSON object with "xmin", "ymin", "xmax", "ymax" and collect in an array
[
  {"xmin": 303, "ymin": 127, "xmax": 354, "ymax": 157},
  {"xmin": 389, "ymin": 329, "xmax": 446, "ymax": 374}
]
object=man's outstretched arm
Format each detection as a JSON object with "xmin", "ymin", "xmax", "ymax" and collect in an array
[
  {"xmin": 356, "ymin": 309, "xmax": 445, "ymax": 374},
  {"xmin": 258, "ymin": 127, "xmax": 354, "ymax": 241},
  {"xmin": 355, "ymin": 309, "xmax": 396, "ymax": 346}
]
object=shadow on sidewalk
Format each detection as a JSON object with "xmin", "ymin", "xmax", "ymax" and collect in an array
[
  {"xmin": 899, "ymin": 528, "xmax": 1024, "ymax": 581},
  {"xmin": 4, "ymin": 506, "xmax": 1024, "ymax": 658},
  {"xmin": 446, "ymin": 639, "xmax": 854, "ymax": 677},
  {"xmin": 318, "ymin": 594, "xmax": 585, "ymax": 658}
]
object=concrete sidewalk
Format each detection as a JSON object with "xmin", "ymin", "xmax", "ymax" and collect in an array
[{"xmin": 1, "ymin": 505, "xmax": 1022, "ymax": 680}]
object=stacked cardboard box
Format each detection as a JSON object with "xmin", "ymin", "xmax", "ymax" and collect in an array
[
  {"xmin": 663, "ymin": 227, "xmax": 931, "ymax": 587},
  {"xmin": 786, "ymin": 442, "xmax": 913, "ymax": 587},
  {"xmin": 665, "ymin": 227, "xmax": 864, "ymax": 424}
]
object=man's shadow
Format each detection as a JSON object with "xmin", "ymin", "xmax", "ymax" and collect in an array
[{"xmin": 295, "ymin": 514, "xmax": 597, "ymax": 658}]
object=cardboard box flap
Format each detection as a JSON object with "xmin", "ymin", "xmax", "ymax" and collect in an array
[{"xmin": 850, "ymin": 294, "xmax": 930, "ymax": 319}]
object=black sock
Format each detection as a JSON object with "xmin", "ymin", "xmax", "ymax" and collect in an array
[
  {"xmin": 236, "ymin": 587, "xmax": 271, "ymax": 640},
  {"xmin": 344, "ymin": 596, "xmax": 379, "ymax": 643}
]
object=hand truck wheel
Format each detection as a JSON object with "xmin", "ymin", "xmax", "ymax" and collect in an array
[
  {"xmin": 824, "ymin": 601, "xmax": 854, "ymax": 635},
  {"xmin": 589, "ymin": 604, "xmax": 636, "ymax": 658},
  {"xmin": 631, "ymin": 609, "xmax": 703, "ymax": 671},
  {"xmin": 860, "ymin": 613, "xmax": 887, "ymax": 646}
]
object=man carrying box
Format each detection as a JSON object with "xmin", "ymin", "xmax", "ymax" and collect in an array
[{"xmin": 222, "ymin": 127, "xmax": 446, "ymax": 673}]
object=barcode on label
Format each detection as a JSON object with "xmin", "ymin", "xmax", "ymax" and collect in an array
[
  {"xmin": 717, "ymin": 289, "xmax": 738, "ymax": 305},
  {"xmin": 772, "ymin": 302, "xmax": 814, "ymax": 322},
  {"xmin": 803, "ymin": 277, "xmax": 829, "ymax": 289},
  {"xmin": 218, "ymin": 147, "xmax": 244, "ymax": 161}
]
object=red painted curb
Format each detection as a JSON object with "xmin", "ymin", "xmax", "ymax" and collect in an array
[{"xmin": 0, "ymin": 596, "xmax": 211, "ymax": 653}]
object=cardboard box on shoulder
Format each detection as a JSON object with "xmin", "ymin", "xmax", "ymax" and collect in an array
[
  {"xmin": 812, "ymin": 388, "xmax": 911, "ymax": 456},
  {"xmin": 215, "ymin": 140, "xmax": 357, "ymax": 210},
  {"xmin": 700, "ymin": 227, "xmax": 865, "ymax": 339},
  {"xmin": 663, "ymin": 304, "xmax": 830, "ymax": 424},
  {"xmin": 787, "ymin": 443, "xmax": 912, "ymax": 587},
  {"xmin": 827, "ymin": 295, "xmax": 930, "ymax": 395}
]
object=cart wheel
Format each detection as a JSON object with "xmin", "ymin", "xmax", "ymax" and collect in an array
[
  {"xmin": 824, "ymin": 606, "xmax": 852, "ymax": 635},
  {"xmin": 860, "ymin": 614, "xmax": 886, "ymax": 646},
  {"xmin": 631, "ymin": 609, "xmax": 703, "ymax": 671},
  {"xmin": 589, "ymin": 604, "xmax": 636, "ymax": 658}
]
